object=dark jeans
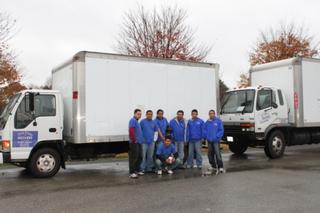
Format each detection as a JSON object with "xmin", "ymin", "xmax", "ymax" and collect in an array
[
  {"xmin": 208, "ymin": 142, "xmax": 223, "ymax": 169},
  {"xmin": 129, "ymin": 143, "xmax": 142, "ymax": 174}
]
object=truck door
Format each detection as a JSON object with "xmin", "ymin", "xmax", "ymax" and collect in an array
[
  {"xmin": 10, "ymin": 93, "xmax": 60, "ymax": 160},
  {"xmin": 255, "ymin": 88, "xmax": 280, "ymax": 133}
]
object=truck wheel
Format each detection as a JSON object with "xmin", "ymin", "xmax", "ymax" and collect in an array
[
  {"xmin": 229, "ymin": 142, "xmax": 248, "ymax": 155},
  {"xmin": 264, "ymin": 130, "xmax": 286, "ymax": 159},
  {"xmin": 28, "ymin": 148, "xmax": 61, "ymax": 178}
]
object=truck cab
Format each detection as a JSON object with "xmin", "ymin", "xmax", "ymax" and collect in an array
[
  {"xmin": 220, "ymin": 86, "xmax": 289, "ymax": 158},
  {"xmin": 0, "ymin": 89, "xmax": 64, "ymax": 177}
]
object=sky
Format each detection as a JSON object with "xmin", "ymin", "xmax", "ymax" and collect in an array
[{"xmin": 1, "ymin": 0, "xmax": 320, "ymax": 88}]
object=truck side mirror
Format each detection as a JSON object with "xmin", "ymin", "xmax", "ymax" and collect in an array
[{"xmin": 28, "ymin": 93, "xmax": 35, "ymax": 112}]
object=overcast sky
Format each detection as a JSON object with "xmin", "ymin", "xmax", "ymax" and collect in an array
[{"xmin": 1, "ymin": 0, "xmax": 320, "ymax": 87}]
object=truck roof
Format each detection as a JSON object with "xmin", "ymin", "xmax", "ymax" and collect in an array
[
  {"xmin": 52, "ymin": 51, "xmax": 219, "ymax": 73},
  {"xmin": 249, "ymin": 57, "xmax": 320, "ymax": 73}
]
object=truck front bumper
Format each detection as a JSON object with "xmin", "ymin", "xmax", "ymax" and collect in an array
[
  {"xmin": 223, "ymin": 125, "xmax": 256, "ymax": 143},
  {"xmin": 0, "ymin": 152, "xmax": 10, "ymax": 164}
]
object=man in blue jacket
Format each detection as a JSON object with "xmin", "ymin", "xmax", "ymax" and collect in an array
[
  {"xmin": 155, "ymin": 136, "xmax": 181, "ymax": 175},
  {"xmin": 128, "ymin": 109, "xmax": 144, "ymax": 178},
  {"xmin": 169, "ymin": 110, "xmax": 186, "ymax": 166},
  {"xmin": 203, "ymin": 110, "xmax": 225, "ymax": 174},
  {"xmin": 140, "ymin": 110, "xmax": 157, "ymax": 172},
  {"xmin": 186, "ymin": 109, "xmax": 204, "ymax": 169},
  {"xmin": 154, "ymin": 109, "xmax": 169, "ymax": 146}
]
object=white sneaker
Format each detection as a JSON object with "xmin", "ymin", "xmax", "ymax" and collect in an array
[
  {"xmin": 207, "ymin": 167, "xmax": 216, "ymax": 171},
  {"xmin": 137, "ymin": 171, "xmax": 144, "ymax": 176},
  {"xmin": 167, "ymin": 170, "xmax": 173, "ymax": 175},
  {"xmin": 157, "ymin": 170, "xmax": 162, "ymax": 175},
  {"xmin": 219, "ymin": 168, "xmax": 225, "ymax": 174},
  {"xmin": 129, "ymin": 173, "xmax": 138, "ymax": 179}
]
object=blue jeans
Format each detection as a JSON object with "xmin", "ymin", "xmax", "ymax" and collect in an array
[
  {"xmin": 141, "ymin": 143, "xmax": 155, "ymax": 171},
  {"xmin": 175, "ymin": 141, "xmax": 185, "ymax": 162},
  {"xmin": 187, "ymin": 141, "xmax": 202, "ymax": 167},
  {"xmin": 208, "ymin": 142, "xmax": 223, "ymax": 169},
  {"xmin": 155, "ymin": 158, "xmax": 181, "ymax": 170}
]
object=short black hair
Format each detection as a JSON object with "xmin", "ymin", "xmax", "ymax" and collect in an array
[
  {"xmin": 134, "ymin": 109, "xmax": 141, "ymax": 114},
  {"xmin": 165, "ymin": 135, "xmax": 172, "ymax": 141},
  {"xmin": 191, "ymin": 109, "xmax": 198, "ymax": 114},
  {"xmin": 146, "ymin": 110, "xmax": 153, "ymax": 114},
  {"xmin": 209, "ymin": 110, "xmax": 215, "ymax": 113},
  {"xmin": 177, "ymin": 110, "xmax": 184, "ymax": 115},
  {"xmin": 157, "ymin": 109, "xmax": 164, "ymax": 114}
]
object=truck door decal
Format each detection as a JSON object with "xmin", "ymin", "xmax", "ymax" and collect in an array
[{"xmin": 12, "ymin": 131, "xmax": 38, "ymax": 148}]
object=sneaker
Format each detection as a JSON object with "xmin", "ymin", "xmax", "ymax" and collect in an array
[
  {"xmin": 186, "ymin": 165, "xmax": 193, "ymax": 169},
  {"xmin": 198, "ymin": 166, "xmax": 202, "ymax": 170},
  {"xmin": 215, "ymin": 169, "xmax": 219, "ymax": 175},
  {"xmin": 219, "ymin": 168, "xmax": 225, "ymax": 174},
  {"xmin": 167, "ymin": 170, "xmax": 173, "ymax": 175},
  {"xmin": 129, "ymin": 173, "xmax": 138, "ymax": 179},
  {"xmin": 137, "ymin": 171, "xmax": 144, "ymax": 176},
  {"xmin": 207, "ymin": 167, "xmax": 217, "ymax": 171},
  {"xmin": 157, "ymin": 170, "xmax": 162, "ymax": 175}
]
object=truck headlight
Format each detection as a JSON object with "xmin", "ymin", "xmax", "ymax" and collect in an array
[{"xmin": 0, "ymin": 140, "xmax": 10, "ymax": 151}]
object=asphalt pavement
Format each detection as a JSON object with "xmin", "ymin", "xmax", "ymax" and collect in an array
[{"xmin": 1, "ymin": 145, "xmax": 320, "ymax": 213}]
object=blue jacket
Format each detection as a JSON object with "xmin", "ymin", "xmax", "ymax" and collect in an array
[
  {"xmin": 169, "ymin": 118, "xmax": 186, "ymax": 142},
  {"xmin": 187, "ymin": 118, "xmax": 204, "ymax": 142},
  {"xmin": 140, "ymin": 118, "xmax": 157, "ymax": 144},
  {"xmin": 156, "ymin": 143, "xmax": 177, "ymax": 161},
  {"xmin": 203, "ymin": 117, "xmax": 224, "ymax": 143},
  {"xmin": 154, "ymin": 117, "xmax": 168, "ymax": 142}
]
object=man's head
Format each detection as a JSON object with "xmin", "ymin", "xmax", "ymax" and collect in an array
[
  {"xmin": 157, "ymin": 109, "xmax": 164, "ymax": 119},
  {"xmin": 146, "ymin": 110, "xmax": 153, "ymax": 120},
  {"xmin": 164, "ymin": 136, "xmax": 172, "ymax": 147},
  {"xmin": 176, "ymin": 110, "xmax": 184, "ymax": 120},
  {"xmin": 191, "ymin": 109, "xmax": 198, "ymax": 119},
  {"xmin": 134, "ymin": 109, "xmax": 142, "ymax": 120},
  {"xmin": 209, "ymin": 110, "xmax": 216, "ymax": 120}
]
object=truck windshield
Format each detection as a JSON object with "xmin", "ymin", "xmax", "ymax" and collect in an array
[
  {"xmin": 0, "ymin": 93, "xmax": 21, "ymax": 129},
  {"xmin": 221, "ymin": 90, "xmax": 255, "ymax": 114}
]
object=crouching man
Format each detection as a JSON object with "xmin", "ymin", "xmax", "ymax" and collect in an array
[{"xmin": 155, "ymin": 136, "xmax": 181, "ymax": 175}]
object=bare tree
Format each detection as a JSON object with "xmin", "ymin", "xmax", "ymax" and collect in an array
[
  {"xmin": 249, "ymin": 23, "xmax": 319, "ymax": 66},
  {"xmin": 237, "ymin": 73, "xmax": 250, "ymax": 88},
  {"xmin": 0, "ymin": 13, "xmax": 25, "ymax": 111},
  {"xmin": 117, "ymin": 5, "xmax": 210, "ymax": 61}
]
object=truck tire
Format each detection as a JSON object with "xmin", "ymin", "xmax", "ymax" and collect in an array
[
  {"xmin": 264, "ymin": 130, "xmax": 286, "ymax": 159},
  {"xmin": 228, "ymin": 142, "xmax": 248, "ymax": 155},
  {"xmin": 28, "ymin": 148, "xmax": 61, "ymax": 178}
]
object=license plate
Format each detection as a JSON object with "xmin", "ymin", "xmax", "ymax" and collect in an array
[{"xmin": 227, "ymin": 136, "xmax": 234, "ymax": 142}]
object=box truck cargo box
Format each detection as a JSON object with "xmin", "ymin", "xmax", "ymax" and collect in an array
[{"xmin": 52, "ymin": 51, "xmax": 220, "ymax": 144}]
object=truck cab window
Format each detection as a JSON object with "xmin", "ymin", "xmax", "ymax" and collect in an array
[
  {"xmin": 15, "ymin": 95, "xmax": 56, "ymax": 129},
  {"xmin": 256, "ymin": 89, "xmax": 272, "ymax": 110}
]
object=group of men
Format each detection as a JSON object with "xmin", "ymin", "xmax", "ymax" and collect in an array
[{"xmin": 128, "ymin": 108, "xmax": 224, "ymax": 179}]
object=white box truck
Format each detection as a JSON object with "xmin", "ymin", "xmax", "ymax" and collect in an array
[
  {"xmin": 0, "ymin": 51, "xmax": 219, "ymax": 177},
  {"xmin": 220, "ymin": 57, "xmax": 320, "ymax": 158}
]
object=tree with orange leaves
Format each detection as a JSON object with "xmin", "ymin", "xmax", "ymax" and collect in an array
[
  {"xmin": 239, "ymin": 23, "xmax": 319, "ymax": 88},
  {"xmin": 0, "ymin": 13, "xmax": 25, "ymax": 111},
  {"xmin": 250, "ymin": 23, "xmax": 319, "ymax": 66}
]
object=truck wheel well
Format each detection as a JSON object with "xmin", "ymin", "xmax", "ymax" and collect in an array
[
  {"xmin": 266, "ymin": 128, "xmax": 288, "ymax": 144},
  {"xmin": 28, "ymin": 140, "xmax": 65, "ymax": 169}
]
